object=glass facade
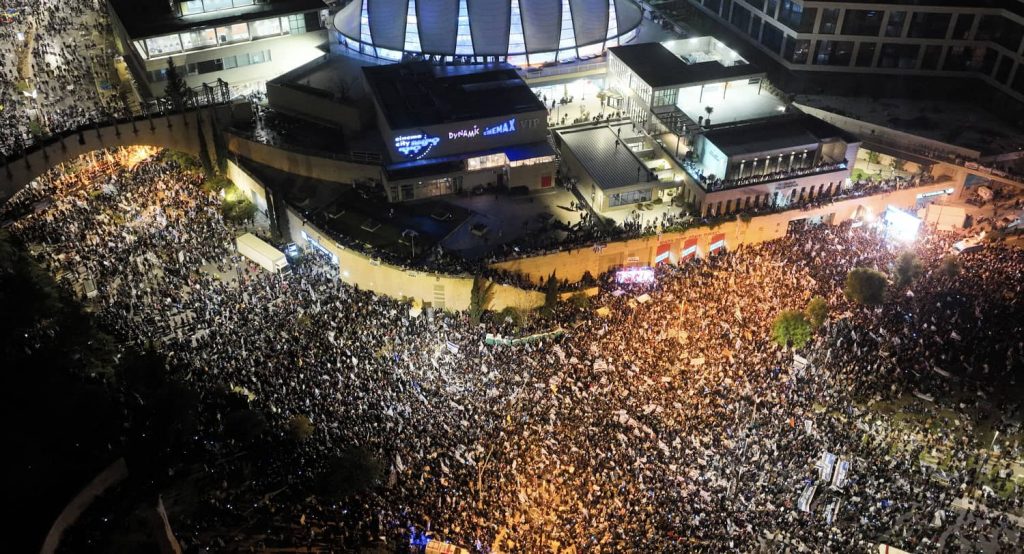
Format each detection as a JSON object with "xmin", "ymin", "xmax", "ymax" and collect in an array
[{"xmin": 136, "ymin": 14, "xmax": 318, "ymax": 60}]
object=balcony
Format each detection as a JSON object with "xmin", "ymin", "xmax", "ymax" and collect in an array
[{"xmin": 684, "ymin": 158, "xmax": 849, "ymax": 192}]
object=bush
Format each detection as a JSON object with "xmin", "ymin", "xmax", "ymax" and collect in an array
[
  {"xmin": 771, "ymin": 309, "xmax": 812, "ymax": 349},
  {"xmin": 844, "ymin": 268, "xmax": 888, "ymax": 306},
  {"xmin": 498, "ymin": 306, "xmax": 524, "ymax": 330},
  {"xmin": 286, "ymin": 414, "xmax": 314, "ymax": 442},
  {"xmin": 201, "ymin": 175, "xmax": 231, "ymax": 194},
  {"xmin": 938, "ymin": 256, "xmax": 961, "ymax": 279},
  {"xmin": 893, "ymin": 251, "xmax": 923, "ymax": 288},
  {"xmin": 805, "ymin": 296, "xmax": 828, "ymax": 330},
  {"xmin": 569, "ymin": 291, "xmax": 590, "ymax": 310},
  {"xmin": 652, "ymin": 197, "xmax": 663, "ymax": 205}
]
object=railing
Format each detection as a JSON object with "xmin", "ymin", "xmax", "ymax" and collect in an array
[
  {"xmin": 518, "ymin": 56, "xmax": 608, "ymax": 80},
  {"xmin": 683, "ymin": 158, "xmax": 849, "ymax": 192},
  {"xmin": 227, "ymin": 126, "xmax": 383, "ymax": 165}
]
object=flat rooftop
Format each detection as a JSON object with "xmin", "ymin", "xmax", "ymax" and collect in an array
[
  {"xmin": 609, "ymin": 42, "xmax": 763, "ymax": 89},
  {"xmin": 702, "ymin": 114, "xmax": 858, "ymax": 157},
  {"xmin": 795, "ymin": 95, "xmax": 1024, "ymax": 158},
  {"xmin": 363, "ymin": 62, "xmax": 546, "ymax": 130},
  {"xmin": 110, "ymin": 0, "xmax": 324, "ymax": 39},
  {"xmin": 559, "ymin": 121, "xmax": 654, "ymax": 191}
]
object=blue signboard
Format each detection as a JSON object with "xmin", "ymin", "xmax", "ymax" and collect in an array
[
  {"xmin": 483, "ymin": 118, "xmax": 516, "ymax": 137},
  {"xmin": 394, "ymin": 132, "xmax": 440, "ymax": 160}
]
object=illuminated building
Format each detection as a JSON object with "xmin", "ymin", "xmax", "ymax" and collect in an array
[
  {"xmin": 362, "ymin": 62, "xmax": 556, "ymax": 201},
  {"xmin": 107, "ymin": 0, "xmax": 330, "ymax": 96},
  {"xmin": 330, "ymin": 0, "xmax": 643, "ymax": 66}
]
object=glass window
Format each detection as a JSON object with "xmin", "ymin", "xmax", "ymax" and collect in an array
[
  {"xmin": 288, "ymin": 13, "xmax": 307, "ymax": 34},
  {"xmin": 996, "ymin": 55, "xmax": 1013, "ymax": 82},
  {"xmin": 819, "ymin": 8, "xmax": 839, "ymax": 35},
  {"xmin": 457, "ymin": 0, "xmax": 474, "ymax": 55},
  {"xmin": 777, "ymin": 1, "xmax": 814, "ymax": 33},
  {"xmin": 748, "ymin": 17, "xmax": 762, "ymax": 40},
  {"xmin": 232, "ymin": 0, "xmax": 255, "ymax": 7},
  {"xmin": 730, "ymin": 5, "xmax": 751, "ymax": 33},
  {"xmin": 765, "ymin": 0, "xmax": 778, "ymax": 19},
  {"xmin": 250, "ymin": 17, "xmax": 282, "ymax": 38},
  {"xmin": 196, "ymin": 59, "xmax": 223, "ymax": 74},
  {"xmin": 145, "ymin": 34, "xmax": 183, "ymax": 56},
  {"xmin": 510, "ymin": 1, "xmax": 526, "ymax": 54},
  {"xmin": 179, "ymin": 1, "xmax": 204, "ymax": 15},
  {"xmin": 813, "ymin": 40, "xmax": 853, "ymax": 66},
  {"xmin": 760, "ymin": 24, "xmax": 784, "ymax": 54},
  {"xmin": 943, "ymin": 45, "xmax": 985, "ymax": 71},
  {"xmin": 202, "ymin": 0, "xmax": 234, "ymax": 12},
  {"xmin": 951, "ymin": 14, "xmax": 974, "ymax": 40},
  {"xmin": 855, "ymin": 42, "xmax": 876, "ymax": 67},
  {"xmin": 843, "ymin": 10, "xmax": 883, "ymax": 37},
  {"xmin": 920, "ymin": 45, "xmax": 942, "ymax": 70},
  {"xmin": 216, "ymin": 23, "xmax": 250, "ymax": 44},
  {"xmin": 222, "ymin": 55, "xmax": 237, "ymax": 69},
  {"xmin": 908, "ymin": 12, "xmax": 951, "ymax": 39},
  {"xmin": 180, "ymin": 28, "xmax": 217, "ymax": 50},
  {"xmin": 977, "ymin": 16, "xmax": 1024, "ymax": 52},
  {"xmin": 878, "ymin": 43, "xmax": 919, "ymax": 69},
  {"xmin": 783, "ymin": 36, "xmax": 809, "ymax": 64},
  {"xmin": 1013, "ymin": 64, "xmax": 1024, "ymax": 94},
  {"xmin": 703, "ymin": 0, "xmax": 722, "ymax": 14},
  {"xmin": 885, "ymin": 11, "xmax": 906, "ymax": 37}
]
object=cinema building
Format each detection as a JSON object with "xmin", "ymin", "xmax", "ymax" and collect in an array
[{"xmin": 363, "ymin": 62, "xmax": 557, "ymax": 202}]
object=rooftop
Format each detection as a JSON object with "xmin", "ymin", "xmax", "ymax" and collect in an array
[
  {"xmin": 109, "ymin": 0, "xmax": 324, "ymax": 39},
  {"xmin": 558, "ymin": 121, "xmax": 657, "ymax": 191},
  {"xmin": 702, "ymin": 114, "xmax": 858, "ymax": 157},
  {"xmin": 795, "ymin": 95, "xmax": 1024, "ymax": 158},
  {"xmin": 608, "ymin": 42, "xmax": 762, "ymax": 89},
  {"xmin": 363, "ymin": 62, "xmax": 546, "ymax": 131}
]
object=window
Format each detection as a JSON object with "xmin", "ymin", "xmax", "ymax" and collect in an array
[
  {"xmin": 885, "ymin": 11, "xmax": 906, "ymax": 37},
  {"xmin": 149, "ymin": 68, "xmax": 169, "ymax": 82},
  {"xmin": 179, "ymin": 0, "xmax": 204, "ymax": 15},
  {"xmin": 466, "ymin": 153, "xmax": 507, "ymax": 171},
  {"xmin": 818, "ymin": 8, "xmax": 839, "ymax": 35},
  {"xmin": 748, "ymin": 17, "xmax": 762, "ymax": 40},
  {"xmin": 250, "ymin": 17, "xmax": 283, "ymax": 38},
  {"xmin": 996, "ymin": 55, "xmax": 1014, "ymax": 82},
  {"xmin": 843, "ymin": 10, "xmax": 883, "ymax": 37},
  {"xmin": 703, "ymin": 0, "xmax": 722, "ymax": 15},
  {"xmin": 216, "ymin": 23, "xmax": 250, "ymax": 44},
  {"xmin": 951, "ymin": 14, "xmax": 974, "ymax": 40},
  {"xmin": 222, "ymin": 55, "xmax": 237, "ymax": 69},
  {"xmin": 813, "ymin": 40, "xmax": 853, "ymax": 66},
  {"xmin": 878, "ymin": 43, "xmax": 919, "ymax": 69},
  {"xmin": 908, "ymin": 12, "xmax": 951, "ymax": 39},
  {"xmin": 783, "ymin": 37, "xmax": 809, "ymax": 64},
  {"xmin": 180, "ymin": 28, "xmax": 217, "ymax": 50},
  {"xmin": 145, "ymin": 34, "xmax": 183, "ymax": 56},
  {"xmin": 760, "ymin": 24, "xmax": 784, "ymax": 54},
  {"xmin": 943, "ymin": 45, "xmax": 985, "ymax": 71},
  {"xmin": 652, "ymin": 88, "xmax": 677, "ymax": 107},
  {"xmin": 1013, "ymin": 65, "xmax": 1024, "ymax": 94},
  {"xmin": 196, "ymin": 58, "xmax": 223, "ymax": 74},
  {"xmin": 287, "ymin": 13, "xmax": 307, "ymax": 35},
  {"xmin": 730, "ymin": 5, "xmax": 751, "ymax": 34},
  {"xmin": 977, "ymin": 16, "xmax": 1024, "ymax": 52},
  {"xmin": 765, "ymin": 0, "xmax": 778, "ymax": 19},
  {"xmin": 777, "ymin": 1, "xmax": 814, "ymax": 33},
  {"xmin": 855, "ymin": 42, "xmax": 876, "ymax": 67},
  {"xmin": 201, "ymin": 0, "xmax": 234, "ymax": 12},
  {"xmin": 920, "ymin": 45, "xmax": 942, "ymax": 70}
]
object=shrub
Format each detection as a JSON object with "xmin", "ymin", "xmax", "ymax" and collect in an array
[
  {"xmin": 805, "ymin": 296, "xmax": 828, "ymax": 330},
  {"xmin": 771, "ymin": 310, "xmax": 812, "ymax": 349},
  {"xmin": 844, "ymin": 268, "xmax": 888, "ymax": 306}
]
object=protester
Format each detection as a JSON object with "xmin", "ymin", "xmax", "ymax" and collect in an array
[{"xmin": 4, "ymin": 148, "xmax": 1022, "ymax": 553}]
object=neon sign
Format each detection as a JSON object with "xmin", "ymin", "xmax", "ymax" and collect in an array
[
  {"xmin": 394, "ymin": 132, "xmax": 440, "ymax": 159},
  {"xmin": 483, "ymin": 118, "xmax": 516, "ymax": 137}
]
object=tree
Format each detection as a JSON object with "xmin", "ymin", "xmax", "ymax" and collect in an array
[
  {"xmin": 771, "ymin": 310, "xmax": 813, "ymax": 349},
  {"xmin": 499, "ymin": 306, "xmax": 525, "ymax": 331},
  {"xmin": 938, "ymin": 256, "xmax": 961, "ymax": 279},
  {"xmin": 163, "ymin": 58, "xmax": 189, "ymax": 111},
  {"xmin": 317, "ymin": 447, "xmax": 383, "ymax": 500},
  {"xmin": 867, "ymin": 150, "xmax": 881, "ymax": 166},
  {"xmin": 844, "ymin": 267, "xmax": 888, "ymax": 306},
  {"xmin": 568, "ymin": 291, "xmax": 590, "ymax": 310},
  {"xmin": 286, "ymin": 414, "xmax": 314, "ymax": 442},
  {"xmin": 468, "ymin": 275, "xmax": 495, "ymax": 325},
  {"xmin": 805, "ymin": 295, "xmax": 828, "ymax": 330},
  {"xmin": 894, "ymin": 251, "xmax": 923, "ymax": 288},
  {"xmin": 542, "ymin": 271, "xmax": 559, "ymax": 317}
]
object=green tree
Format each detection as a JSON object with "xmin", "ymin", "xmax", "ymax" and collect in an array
[
  {"xmin": 894, "ymin": 251, "xmax": 924, "ymax": 288},
  {"xmin": 468, "ymin": 275, "xmax": 495, "ymax": 325},
  {"xmin": 771, "ymin": 309, "xmax": 813, "ymax": 349},
  {"xmin": 163, "ymin": 58, "xmax": 189, "ymax": 111},
  {"xmin": 286, "ymin": 413, "xmax": 314, "ymax": 442},
  {"xmin": 568, "ymin": 291, "xmax": 590, "ymax": 310},
  {"xmin": 805, "ymin": 295, "xmax": 829, "ymax": 330},
  {"xmin": 317, "ymin": 447, "xmax": 383, "ymax": 500},
  {"xmin": 498, "ymin": 306, "xmax": 525, "ymax": 330},
  {"xmin": 867, "ymin": 150, "xmax": 881, "ymax": 165},
  {"xmin": 845, "ymin": 267, "xmax": 888, "ymax": 306},
  {"xmin": 938, "ymin": 255, "xmax": 961, "ymax": 279}
]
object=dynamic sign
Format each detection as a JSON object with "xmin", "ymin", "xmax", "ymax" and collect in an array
[
  {"xmin": 394, "ymin": 132, "xmax": 440, "ymax": 160},
  {"xmin": 446, "ymin": 118, "xmax": 518, "ymax": 141}
]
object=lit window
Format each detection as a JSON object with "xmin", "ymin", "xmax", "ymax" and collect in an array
[
  {"xmin": 250, "ymin": 17, "xmax": 283, "ymax": 38},
  {"xmin": 455, "ymin": 0, "xmax": 473, "ymax": 55},
  {"xmin": 180, "ymin": 28, "xmax": 217, "ymax": 50},
  {"xmin": 145, "ymin": 34, "xmax": 183, "ymax": 56},
  {"xmin": 216, "ymin": 23, "xmax": 250, "ymax": 44}
]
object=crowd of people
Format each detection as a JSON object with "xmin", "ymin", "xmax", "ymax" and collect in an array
[
  {"xmin": 0, "ymin": 0, "xmax": 130, "ymax": 158},
  {"xmin": 3, "ymin": 148, "xmax": 1023, "ymax": 552}
]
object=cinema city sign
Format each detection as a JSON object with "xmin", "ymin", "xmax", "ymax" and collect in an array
[{"xmin": 394, "ymin": 118, "xmax": 519, "ymax": 160}]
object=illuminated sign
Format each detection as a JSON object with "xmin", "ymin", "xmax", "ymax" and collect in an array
[
  {"xmin": 394, "ymin": 132, "xmax": 440, "ymax": 159},
  {"xmin": 883, "ymin": 205, "xmax": 921, "ymax": 243},
  {"xmin": 616, "ymin": 267, "xmax": 655, "ymax": 284},
  {"xmin": 483, "ymin": 118, "xmax": 516, "ymax": 137}
]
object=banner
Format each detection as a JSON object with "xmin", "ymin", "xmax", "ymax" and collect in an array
[
  {"xmin": 830, "ymin": 459, "xmax": 850, "ymax": 490},
  {"xmin": 797, "ymin": 483, "xmax": 816, "ymax": 512},
  {"xmin": 655, "ymin": 242, "xmax": 671, "ymax": 265},
  {"xmin": 816, "ymin": 452, "xmax": 836, "ymax": 482},
  {"xmin": 681, "ymin": 237, "xmax": 699, "ymax": 261},
  {"xmin": 485, "ymin": 328, "xmax": 565, "ymax": 346},
  {"xmin": 709, "ymin": 233, "xmax": 726, "ymax": 255},
  {"xmin": 445, "ymin": 340, "xmax": 460, "ymax": 354}
]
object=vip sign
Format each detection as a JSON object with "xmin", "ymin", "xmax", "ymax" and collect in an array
[{"xmin": 394, "ymin": 132, "xmax": 441, "ymax": 159}]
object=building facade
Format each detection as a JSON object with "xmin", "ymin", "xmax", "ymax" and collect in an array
[
  {"xmin": 687, "ymin": 0, "xmax": 1024, "ymax": 102},
  {"xmin": 331, "ymin": 0, "xmax": 643, "ymax": 66},
  {"xmin": 108, "ymin": 0, "xmax": 329, "ymax": 97}
]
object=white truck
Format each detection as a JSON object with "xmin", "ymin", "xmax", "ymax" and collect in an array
[{"xmin": 236, "ymin": 233, "xmax": 290, "ymax": 274}]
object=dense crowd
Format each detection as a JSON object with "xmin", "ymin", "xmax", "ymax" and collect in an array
[
  {"xmin": 4, "ymin": 149, "xmax": 1023, "ymax": 552},
  {"xmin": 0, "ymin": 0, "xmax": 130, "ymax": 157}
]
